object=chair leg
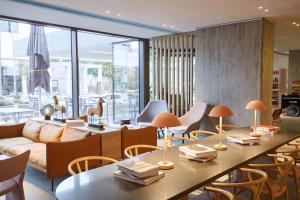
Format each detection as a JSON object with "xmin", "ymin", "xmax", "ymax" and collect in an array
[
  {"xmin": 284, "ymin": 190, "xmax": 289, "ymax": 200},
  {"xmin": 51, "ymin": 178, "xmax": 54, "ymax": 191},
  {"xmin": 292, "ymin": 167, "xmax": 300, "ymax": 200}
]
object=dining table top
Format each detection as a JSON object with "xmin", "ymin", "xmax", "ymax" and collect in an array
[{"xmin": 55, "ymin": 127, "xmax": 300, "ymax": 200}]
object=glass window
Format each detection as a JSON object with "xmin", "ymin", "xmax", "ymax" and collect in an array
[
  {"xmin": 78, "ymin": 31, "xmax": 140, "ymax": 123},
  {"xmin": 0, "ymin": 19, "xmax": 72, "ymax": 124}
]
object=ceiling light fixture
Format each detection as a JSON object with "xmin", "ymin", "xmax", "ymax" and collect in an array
[
  {"xmin": 258, "ymin": 6, "xmax": 263, "ymax": 9},
  {"xmin": 170, "ymin": 25, "xmax": 174, "ymax": 28},
  {"xmin": 117, "ymin": 13, "xmax": 121, "ymax": 16},
  {"xmin": 297, "ymin": 24, "xmax": 300, "ymax": 27},
  {"xmin": 105, "ymin": 10, "xmax": 110, "ymax": 14},
  {"xmin": 162, "ymin": 24, "xmax": 167, "ymax": 27},
  {"xmin": 293, "ymin": 22, "xmax": 297, "ymax": 25},
  {"xmin": 264, "ymin": 9, "xmax": 269, "ymax": 12}
]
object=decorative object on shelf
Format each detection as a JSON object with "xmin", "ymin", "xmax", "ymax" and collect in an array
[
  {"xmin": 53, "ymin": 96, "xmax": 66, "ymax": 123},
  {"xmin": 209, "ymin": 105, "xmax": 233, "ymax": 151},
  {"xmin": 245, "ymin": 100, "xmax": 266, "ymax": 137},
  {"xmin": 151, "ymin": 112, "xmax": 181, "ymax": 170},
  {"xmin": 88, "ymin": 97, "xmax": 105, "ymax": 128},
  {"xmin": 40, "ymin": 104, "xmax": 54, "ymax": 120}
]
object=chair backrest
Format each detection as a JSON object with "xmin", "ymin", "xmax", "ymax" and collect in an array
[
  {"xmin": 68, "ymin": 156, "xmax": 118, "ymax": 175},
  {"xmin": 248, "ymin": 154, "xmax": 293, "ymax": 196},
  {"xmin": 124, "ymin": 144, "xmax": 160, "ymax": 158},
  {"xmin": 212, "ymin": 168, "xmax": 268, "ymax": 200},
  {"xmin": 272, "ymin": 108, "xmax": 282, "ymax": 120},
  {"xmin": 121, "ymin": 126, "xmax": 157, "ymax": 159},
  {"xmin": 178, "ymin": 102, "xmax": 208, "ymax": 134},
  {"xmin": 216, "ymin": 124, "xmax": 239, "ymax": 133},
  {"xmin": 190, "ymin": 130, "xmax": 217, "ymax": 140},
  {"xmin": 166, "ymin": 136, "xmax": 194, "ymax": 147},
  {"xmin": 136, "ymin": 100, "xmax": 168, "ymax": 123},
  {"xmin": 0, "ymin": 150, "xmax": 30, "ymax": 182},
  {"xmin": 204, "ymin": 187, "xmax": 234, "ymax": 200}
]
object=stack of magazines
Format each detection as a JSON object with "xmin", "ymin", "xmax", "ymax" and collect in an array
[
  {"xmin": 227, "ymin": 134, "xmax": 259, "ymax": 144},
  {"xmin": 252, "ymin": 125, "xmax": 280, "ymax": 135},
  {"xmin": 179, "ymin": 144, "xmax": 217, "ymax": 162},
  {"xmin": 114, "ymin": 161, "xmax": 164, "ymax": 185},
  {"xmin": 65, "ymin": 119, "xmax": 85, "ymax": 127}
]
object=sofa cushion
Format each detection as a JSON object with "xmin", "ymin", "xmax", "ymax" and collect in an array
[
  {"xmin": 39, "ymin": 124, "xmax": 64, "ymax": 143},
  {"xmin": 0, "ymin": 137, "xmax": 34, "ymax": 153},
  {"xmin": 4, "ymin": 143, "xmax": 46, "ymax": 170},
  {"xmin": 22, "ymin": 120, "xmax": 42, "ymax": 142},
  {"xmin": 60, "ymin": 128, "xmax": 90, "ymax": 142}
]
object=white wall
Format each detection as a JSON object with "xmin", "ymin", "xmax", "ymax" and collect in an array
[{"xmin": 274, "ymin": 53, "xmax": 288, "ymax": 69}]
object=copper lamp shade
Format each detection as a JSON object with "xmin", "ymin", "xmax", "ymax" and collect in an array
[
  {"xmin": 209, "ymin": 105, "xmax": 233, "ymax": 117},
  {"xmin": 151, "ymin": 112, "xmax": 181, "ymax": 128},
  {"xmin": 245, "ymin": 100, "xmax": 266, "ymax": 110}
]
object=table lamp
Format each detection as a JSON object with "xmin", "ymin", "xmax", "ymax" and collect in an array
[
  {"xmin": 151, "ymin": 112, "xmax": 181, "ymax": 170},
  {"xmin": 41, "ymin": 104, "xmax": 55, "ymax": 120},
  {"xmin": 245, "ymin": 100, "xmax": 266, "ymax": 137},
  {"xmin": 209, "ymin": 105, "xmax": 233, "ymax": 151}
]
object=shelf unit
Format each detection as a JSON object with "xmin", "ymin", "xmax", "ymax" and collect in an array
[{"xmin": 272, "ymin": 68, "xmax": 287, "ymax": 109}]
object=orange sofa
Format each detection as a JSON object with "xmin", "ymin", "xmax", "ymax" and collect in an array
[{"xmin": 0, "ymin": 121, "xmax": 101, "ymax": 182}]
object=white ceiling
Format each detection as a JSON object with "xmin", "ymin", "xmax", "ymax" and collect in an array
[{"xmin": 1, "ymin": 0, "xmax": 300, "ymax": 52}]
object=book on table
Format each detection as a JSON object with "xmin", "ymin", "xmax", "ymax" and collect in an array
[
  {"xmin": 227, "ymin": 134, "xmax": 259, "ymax": 144},
  {"xmin": 179, "ymin": 144, "xmax": 217, "ymax": 162},
  {"xmin": 251, "ymin": 125, "xmax": 280, "ymax": 135},
  {"xmin": 65, "ymin": 119, "xmax": 85, "ymax": 127},
  {"xmin": 114, "ymin": 160, "xmax": 164, "ymax": 185}
]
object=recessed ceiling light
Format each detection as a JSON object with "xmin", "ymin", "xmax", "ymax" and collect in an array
[
  {"xmin": 170, "ymin": 25, "xmax": 174, "ymax": 28},
  {"xmin": 293, "ymin": 22, "xmax": 297, "ymax": 25},
  {"xmin": 162, "ymin": 24, "xmax": 167, "ymax": 27},
  {"xmin": 264, "ymin": 9, "xmax": 269, "ymax": 12},
  {"xmin": 105, "ymin": 10, "xmax": 110, "ymax": 14},
  {"xmin": 258, "ymin": 6, "xmax": 263, "ymax": 9},
  {"xmin": 297, "ymin": 24, "xmax": 300, "ymax": 27},
  {"xmin": 117, "ymin": 13, "xmax": 121, "ymax": 16}
]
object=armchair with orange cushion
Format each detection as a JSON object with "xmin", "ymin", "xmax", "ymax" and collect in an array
[{"xmin": 0, "ymin": 120, "xmax": 101, "ymax": 190}]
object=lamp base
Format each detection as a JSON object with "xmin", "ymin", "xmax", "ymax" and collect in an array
[
  {"xmin": 213, "ymin": 144, "xmax": 228, "ymax": 151},
  {"xmin": 250, "ymin": 132, "xmax": 261, "ymax": 137},
  {"xmin": 157, "ymin": 160, "xmax": 174, "ymax": 170}
]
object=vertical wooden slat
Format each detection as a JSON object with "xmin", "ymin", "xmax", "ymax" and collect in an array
[
  {"xmin": 159, "ymin": 38, "xmax": 163, "ymax": 99},
  {"xmin": 190, "ymin": 34, "xmax": 194, "ymax": 106},
  {"xmin": 164, "ymin": 38, "xmax": 167, "ymax": 102},
  {"xmin": 172, "ymin": 36, "xmax": 176, "ymax": 114},
  {"xmin": 176, "ymin": 35, "xmax": 180, "ymax": 117},
  {"xmin": 152, "ymin": 39, "xmax": 156, "ymax": 99},
  {"xmin": 155, "ymin": 39, "xmax": 159, "ymax": 100},
  {"xmin": 167, "ymin": 37, "xmax": 171, "ymax": 111},
  {"xmin": 185, "ymin": 34, "xmax": 189, "ymax": 112},
  {"xmin": 181, "ymin": 34, "xmax": 185, "ymax": 116}
]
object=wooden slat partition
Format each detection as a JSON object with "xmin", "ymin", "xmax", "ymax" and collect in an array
[{"xmin": 151, "ymin": 33, "xmax": 195, "ymax": 116}]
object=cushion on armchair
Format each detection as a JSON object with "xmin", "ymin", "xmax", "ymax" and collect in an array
[
  {"xmin": 39, "ymin": 124, "xmax": 64, "ymax": 143},
  {"xmin": 22, "ymin": 120, "xmax": 43, "ymax": 142},
  {"xmin": 60, "ymin": 128, "xmax": 91, "ymax": 142}
]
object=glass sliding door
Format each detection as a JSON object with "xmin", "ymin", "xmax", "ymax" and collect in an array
[
  {"xmin": 112, "ymin": 40, "xmax": 139, "ymax": 123},
  {"xmin": 78, "ymin": 32, "xmax": 140, "ymax": 123}
]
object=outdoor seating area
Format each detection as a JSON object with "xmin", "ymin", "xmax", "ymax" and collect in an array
[{"xmin": 1, "ymin": 1, "xmax": 300, "ymax": 200}]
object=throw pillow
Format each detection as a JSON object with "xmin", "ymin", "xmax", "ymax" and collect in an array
[
  {"xmin": 39, "ymin": 124, "xmax": 64, "ymax": 143},
  {"xmin": 22, "ymin": 120, "xmax": 42, "ymax": 142},
  {"xmin": 60, "ymin": 128, "xmax": 90, "ymax": 142}
]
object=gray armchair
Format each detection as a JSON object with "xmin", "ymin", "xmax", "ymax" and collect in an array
[
  {"xmin": 136, "ymin": 100, "xmax": 168, "ymax": 126},
  {"xmin": 171, "ymin": 102, "xmax": 208, "ymax": 138}
]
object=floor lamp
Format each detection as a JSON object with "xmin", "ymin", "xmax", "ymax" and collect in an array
[
  {"xmin": 151, "ymin": 112, "xmax": 181, "ymax": 170},
  {"xmin": 245, "ymin": 100, "xmax": 266, "ymax": 137},
  {"xmin": 209, "ymin": 105, "xmax": 234, "ymax": 151}
]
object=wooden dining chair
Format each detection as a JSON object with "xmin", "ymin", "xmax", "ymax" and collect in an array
[
  {"xmin": 248, "ymin": 154, "xmax": 293, "ymax": 200},
  {"xmin": 204, "ymin": 187, "xmax": 234, "ymax": 200},
  {"xmin": 276, "ymin": 141, "xmax": 300, "ymax": 199},
  {"xmin": 166, "ymin": 136, "xmax": 194, "ymax": 147},
  {"xmin": 68, "ymin": 156, "xmax": 118, "ymax": 175},
  {"xmin": 216, "ymin": 124, "xmax": 239, "ymax": 133},
  {"xmin": 0, "ymin": 150, "xmax": 30, "ymax": 200},
  {"xmin": 190, "ymin": 130, "xmax": 217, "ymax": 140},
  {"xmin": 124, "ymin": 144, "xmax": 161, "ymax": 158},
  {"xmin": 211, "ymin": 168, "xmax": 267, "ymax": 200}
]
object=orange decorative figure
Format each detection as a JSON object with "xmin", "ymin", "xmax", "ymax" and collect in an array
[{"xmin": 88, "ymin": 98, "xmax": 105, "ymax": 123}]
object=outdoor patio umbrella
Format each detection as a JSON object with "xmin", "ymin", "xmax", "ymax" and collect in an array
[{"xmin": 27, "ymin": 25, "xmax": 50, "ymax": 94}]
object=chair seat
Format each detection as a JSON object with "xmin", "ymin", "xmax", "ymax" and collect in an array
[
  {"xmin": 261, "ymin": 179, "xmax": 286, "ymax": 198},
  {"xmin": 170, "ymin": 125, "xmax": 188, "ymax": 133},
  {"xmin": 0, "ymin": 137, "xmax": 34, "ymax": 153},
  {"xmin": 0, "ymin": 179, "xmax": 18, "ymax": 196}
]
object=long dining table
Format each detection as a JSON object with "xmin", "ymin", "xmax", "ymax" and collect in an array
[{"xmin": 55, "ymin": 127, "xmax": 300, "ymax": 200}]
